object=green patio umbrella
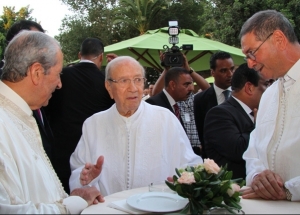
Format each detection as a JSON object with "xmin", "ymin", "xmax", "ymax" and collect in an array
[
  {"xmin": 205, "ymin": 76, "xmax": 214, "ymax": 83},
  {"xmin": 102, "ymin": 27, "xmax": 245, "ymax": 72}
]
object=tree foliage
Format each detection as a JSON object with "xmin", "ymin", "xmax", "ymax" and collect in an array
[
  {"xmin": 150, "ymin": 0, "xmax": 205, "ymax": 34},
  {"xmin": 0, "ymin": 6, "xmax": 35, "ymax": 58},
  {"xmin": 113, "ymin": 0, "xmax": 168, "ymax": 35},
  {"xmin": 199, "ymin": 0, "xmax": 300, "ymax": 47}
]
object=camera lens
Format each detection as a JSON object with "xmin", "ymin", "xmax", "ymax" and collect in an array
[{"xmin": 169, "ymin": 56, "xmax": 179, "ymax": 63}]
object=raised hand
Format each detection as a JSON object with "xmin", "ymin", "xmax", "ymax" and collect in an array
[
  {"xmin": 80, "ymin": 156, "xmax": 104, "ymax": 186},
  {"xmin": 106, "ymin": 53, "xmax": 118, "ymax": 63}
]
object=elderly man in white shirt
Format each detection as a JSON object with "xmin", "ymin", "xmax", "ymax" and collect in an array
[
  {"xmin": 69, "ymin": 56, "xmax": 203, "ymax": 196},
  {"xmin": 241, "ymin": 10, "xmax": 300, "ymax": 201},
  {"xmin": 0, "ymin": 31, "xmax": 104, "ymax": 214}
]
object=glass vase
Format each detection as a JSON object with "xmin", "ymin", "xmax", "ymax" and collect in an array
[{"xmin": 207, "ymin": 206, "xmax": 245, "ymax": 214}]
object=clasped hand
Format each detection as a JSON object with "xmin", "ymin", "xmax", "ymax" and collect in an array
[{"xmin": 242, "ymin": 170, "xmax": 286, "ymax": 200}]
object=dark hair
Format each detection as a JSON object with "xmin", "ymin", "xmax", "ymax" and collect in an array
[
  {"xmin": 164, "ymin": 67, "xmax": 190, "ymax": 87},
  {"xmin": 6, "ymin": 20, "xmax": 45, "ymax": 44},
  {"xmin": 231, "ymin": 63, "xmax": 260, "ymax": 91},
  {"xmin": 239, "ymin": 10, "xmax": 298, "ymax": 43},
  {"xmin": 80, "ymin": 38, "xmax": 104, "ymax": 57},
  {"xmin": 210, "ymin": 51, "xmax": 232, "ymax": 70}
]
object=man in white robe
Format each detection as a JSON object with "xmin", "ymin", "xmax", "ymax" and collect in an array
[
  {"xmin": 69, "ymin": 56, "xmax": 203, "ymax": 196},
  {"xmin": 240, "ymin": 10, "xmax": 300, "ymax": 201},
  {"xmin": 0, "ymin": 31, "xmax": 104, "ymax": 214}
]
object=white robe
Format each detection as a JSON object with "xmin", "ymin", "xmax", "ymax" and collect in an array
[
  {"xmin": 243, "ymin": 59, "xmax": 300, "ymax": 201},
  {"xmin": 0, "ymin": 81, "xmax": 87, "ymax": 214},
  {"xmin": 70, "ymin": 101, "xmax": 203, "ymax": 196}
]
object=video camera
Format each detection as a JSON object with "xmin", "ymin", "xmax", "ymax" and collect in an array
[{"xmin": 161, "ymin": 21, "xmax": 193, "ymax": 67}]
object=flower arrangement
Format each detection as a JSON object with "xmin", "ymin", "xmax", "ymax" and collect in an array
[{"xmin": 166, "ymin": 159, "xmax": 245, "ymax": 214}]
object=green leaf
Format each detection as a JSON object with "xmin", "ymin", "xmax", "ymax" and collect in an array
[
  {"xmin": 216, "ymin": 169, "xmax": 225, "ymax": 179},
  {"xmin": 194, "ymin": 172, "xmax": 201, "ymax": 182},
  {"xmin": 224, "ymin": 171, "xmax": 233, "ymax": 180},
  {"xmin": 165, "ymin": 180, "xmax": 175, "ymax": 191},
  {"xmin": 212, "ymin": 196, "xmax": 223, "ymax": 205},
  {"xmin": 175, "ymin": 168, "xmax": 182, "ymax": 177},
  {"xmin": 209, "ymin": 180, "xmax": 221, "ymax": 185}
]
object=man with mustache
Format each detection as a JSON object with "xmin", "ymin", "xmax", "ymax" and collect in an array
[
  {"xmin": 194, "ymin": 51, "xmax": 235, "ymax": 158},
  {"xmin": 146, "ymin": 67, "xmax": 195, "ymax": 130},
  {"xmin": 146, "ymin": 54, "xmax": 210, "ymax": 156},
  {"xmin": 240, "ymin": 10, "xmax": 300, "ymax": 202}
]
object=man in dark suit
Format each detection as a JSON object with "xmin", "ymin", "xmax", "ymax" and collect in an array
[
  {"xmin": 46, "ymin": 38, "xmax": 115, "ymax": 193},
  {"xmin": 194, "ymin": 51, "xmax": 235, "ymax": 158},
  {"xmin": 203, "ymin": 63, "xmax": 268, "ymax": 179},
  {"xmin": 146, "ymin": 67, "xmax": 194, "ymax": 128},
  {"xmin": 0, "ymin": 20, "xmax": 55, "ymax": 163}
]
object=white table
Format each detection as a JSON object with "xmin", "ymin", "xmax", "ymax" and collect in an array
[{"xmin": 81, "ymin": 186, "xmax": 300, "ymax": 214}]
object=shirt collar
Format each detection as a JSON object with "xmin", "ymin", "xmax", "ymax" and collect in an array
[
  {"xmin": 231, "ymin": 95, "xmax": 252, "ymax": 115},
  {"xmin": 163, "ymin": 89, "xmax": 176, "ymax": 106},
  {"xmin": 213, "ymin": 83, "xmax": 231, "ymax": 96},
  {"xmin": 283, "ymin": 58, "xmax": 300, "ymax": 82},
  {"xmin": 0, "ymin": 81, "xmax": 32, "ymax": 116},
  {"xmin": 79, "ymin": 59, "xmax": 95, "ymax": 64}
]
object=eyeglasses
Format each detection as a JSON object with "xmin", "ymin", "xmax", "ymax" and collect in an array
[
  {"xmin": 108, "ymin": 77, "xmax": 146, "ymax": 87},
  {"xmin": 244, "ymin": 33, "xmax": 273, "ymax": 62}
]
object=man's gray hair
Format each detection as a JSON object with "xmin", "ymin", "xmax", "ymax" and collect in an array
[
  {"xmin": 105, "ymin": 56, "xmax": 145, "ymax": 80},
  {"xmin": 2, "ymin": 30, "xmax": 61, "ymax": 82},
  {"xmin": 239, "ymin": 10, "xmax": 298, "ymax": 43}
]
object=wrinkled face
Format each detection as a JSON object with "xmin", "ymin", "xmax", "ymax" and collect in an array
[
  {"xmin": 241, "ymin": 32, "xmax": 278, "ymax": 79},
  {"xmin": 39, "ymin": 50, "xmax": 63, "ymax": 107},
  {"xmin": 212, "ymin": 58, "xmax": 234, "ymax": 89},
  {"xmin": 105, "ymin": 61, "xmax": 144, "ymax": 117},
  {"xmin": 172, "ymin": 74, "xmax": 194, "ymax": 101}
]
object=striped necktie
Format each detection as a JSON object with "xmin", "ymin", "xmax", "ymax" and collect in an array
[{"xmin": 173, "ymin": 103, "xmax": 180, "ymax": 120}]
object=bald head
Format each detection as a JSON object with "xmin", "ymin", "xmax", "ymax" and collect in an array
[{"xmin": 105, "ymin": 56, "xmax": 145, "ymax": 80}]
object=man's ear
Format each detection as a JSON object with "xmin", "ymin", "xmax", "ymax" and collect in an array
[
  {"xmin": 105, "ymin": 80, "xmax": 113, "ymax": 99},
  {"xmin": 169, "ymin": 80, "xmax": 176, "ymax": 91},
  {"xmin": 28, "ymin": 62, "xmax": 44, "ymax": 86},
  {"xmin": 273, "ymin": 30, "xmax": 287, "ymax": 51},
  {"xmin": 99, "ymin": 53, "xmax": 103, "ymax": 63},
  {"xmin": 78, "ymin": 52, "xmax": 81, "ymax": 59},
  {"xmin": 244, "ymin": 82, "xmax": 254, "ymax": 95}
]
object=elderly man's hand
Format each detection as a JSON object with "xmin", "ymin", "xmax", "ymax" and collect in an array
[
  {"xmin": 80, "ymin": 156, "xmax": 104, "ymax": 186},
  {"xmin": 70, "ymin": 186, "xmax": 105, "ymax": 205},
  {"xmin": 247, "ymin": 170, "xmax": 286, "ymax": 200}
]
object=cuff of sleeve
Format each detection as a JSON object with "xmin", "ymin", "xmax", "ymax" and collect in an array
[{"xmin": 63, "ymin": 196, "xmax": 88, "ymax": 214}]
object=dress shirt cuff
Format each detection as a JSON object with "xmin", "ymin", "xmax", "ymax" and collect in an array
[
  {"xmin": 63, "ymin": 196, "xmax": 88, "ymax": 214},
  {"xmin": 285, "ymin": 177, "xmax": 300, "ymax": 201}
]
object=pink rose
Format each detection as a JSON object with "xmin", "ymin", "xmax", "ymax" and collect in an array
[
  {"xmin": 203, "ymin": 158, "xmax": 220, "ymax": 174},
  {"xmin": 227, "ymin": 183, "xmax": 241, "ymax": 197},
  {"xmin": 177, "ymin": 172, "xmax": 196, "ymax": 184}
]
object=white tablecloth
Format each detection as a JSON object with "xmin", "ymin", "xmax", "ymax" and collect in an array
[{"xmin": 81, "ymin": 186, "xmax": 300, "ymax": 214}]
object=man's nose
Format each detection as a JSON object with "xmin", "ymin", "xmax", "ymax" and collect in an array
[
  {"xmin": 57, "ymin": 79, "xmax": 62, "ymax": 89},
  {"xmin": 246, "ymin": 59, "xmax": 256, "ymax": 69}
]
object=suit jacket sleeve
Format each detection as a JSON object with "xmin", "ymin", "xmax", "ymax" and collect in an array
[{"xmin": 204, "ymin": 106, "xmax": 251, "ymax": 163}]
